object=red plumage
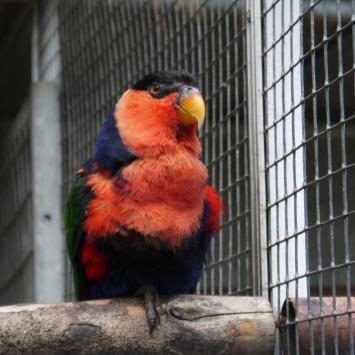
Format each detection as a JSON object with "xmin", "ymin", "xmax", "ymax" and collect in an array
[
  {"xmin": 203, "ymin": 185, "xmax": 224, "ymax": 235},
  {"xmin": 81, "ymin": 238, "xmax": 107, "ymax": 281}
]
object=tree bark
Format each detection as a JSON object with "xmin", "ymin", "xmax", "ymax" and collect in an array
[{"xmin": 0, "ymin": 296, "xmax": 275, "ymax": 354}]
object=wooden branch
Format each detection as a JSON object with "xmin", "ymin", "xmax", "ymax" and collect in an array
[{"xmin": 0, "ymin": 296, "xmax": 275, "ymax": 354}]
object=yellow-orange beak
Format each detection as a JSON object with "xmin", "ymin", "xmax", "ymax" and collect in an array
[{"xmin": 176, "ymin": 91, "xmax": 205, "ymax": 129}]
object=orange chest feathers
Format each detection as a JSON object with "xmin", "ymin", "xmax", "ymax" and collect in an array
[{"xmin": 83, "ymin": 150, "xmax": 208, "ymax": 249}]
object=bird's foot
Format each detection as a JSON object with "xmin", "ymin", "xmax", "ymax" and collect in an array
[{"xmin": 136, "ymin": 285, "xmax": 160, "ymax": 334}]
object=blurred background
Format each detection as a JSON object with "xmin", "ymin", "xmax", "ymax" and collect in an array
[{"xmin": 0, "ymin": 0, "xmax": 354, "ymax": 353}]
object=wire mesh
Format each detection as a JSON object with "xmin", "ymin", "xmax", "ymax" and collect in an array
[
  {"xmin": 3, "ymin": 0, "xmax": 354, "ymax": 351},
  {"xmin": 0, "ymin": 101, "xmax": 34, "ymax": 305},
  {"xmin": 58, "ymin": 0, "xmax": 250, "ymax": 299},
  {"xmin": 263, "ymin": 0, "xmax": 355, "ymax": 353},
  {"xmin": 37, "ymin": 0, "xmax": 61, "ymax": 83}
]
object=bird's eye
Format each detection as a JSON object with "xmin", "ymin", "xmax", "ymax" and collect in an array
[{"xmin": 149, "ymin": 83, "xmax": 161, "ymax": 97}]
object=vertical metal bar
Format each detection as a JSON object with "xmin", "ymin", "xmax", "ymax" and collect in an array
[
  {"xmin": 350, "ymin": 0, "xmax": 355, "ymax": 352},
  {"xmin": 290, "ymin": 0, "xmax": 301, "ymax": 351},
  {"xmin": 225, "ymin": 0, "xmax": 233, "ymax": 296},
  {"xmin": 209, "ymin": 2, "xmax": 217, "ymax": 296},
  {"xmin": 195, "ymin": 0, "xmax": 203, "ymax": 296},
  {"xmin": 274, "ymin": 1, "xmax": 282, "ymax": 322},
  {"xmin": 272, "ymin": 0, "xmax": 282, "ymax": 321},
  {"xmin": 280, "ymin": 2, "xmax": 292, "ymax": 352},
  {"xmin": 217, "ymin": 2, "xmax": 224, "ymax": 296},
  {"xmin": 181, "ymin": 1, "xmax": 188, "ymax": 70},
  {"xmin": 143, "ymin": 2, "xmax": 152, "ymax": 72},
  {"xmin": 310, "ymin": 2, "xmax": 326, "ymax": 354},
  {"xmin": 167, "ymin": 1, "xmax": 178, "ymax": 69},
  {"xmin": 293, "ymin": 0, "xmax": 313, "ymax": 353},
  {"xmin": 195, "ymin": 0, "xmax": 203, "ymax": 82},
  {"xmin": 336, "ymin": 0, "xmax": 354, "ymax": 353},
  {"xmin": 201, "ymin": 1, "xmax": 209, "ymax": 295},
  {"xmin": 116, "ymin": 2, "xmax": 128, "ymax": 88},
  {"xmin": 174, "ymin": 1, "xmax": 182, "ymax": 70},
  {"xmin": 160, "ymin": 1, "xmax": 168, "ymax": 69},
  {"xmin": 243, "ymin": 2, "xmax": 251, "ymax": 296},
  {"xmin": 148, "ymin": 1, "xmax": 157, "ymax": 73},
  {"xmin": 322, "ymin": 2, "xmax": 339, "ymax": 355},
  {"xmin": 188, "ymin": 2, "xmax": 196, "ymax": 77},
  {"xmin": 234, "ymin": 2, "xmax": 242, "ymax": 295},
  {"xmin": 246, "ymin": 0, "xmax": 268, "ymax": 297}
]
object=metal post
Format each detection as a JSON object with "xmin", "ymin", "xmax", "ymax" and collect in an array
[
  {"xmin": 31, "ymin": 0, "xmax": 64, "ymax": 303},
  {"xmin": 31, "ymin": 83, "xmax": 64, "ymax": 304},
  {"xmin": 246, "ymin": 0, "xmax": 268, "ymax": 297}
]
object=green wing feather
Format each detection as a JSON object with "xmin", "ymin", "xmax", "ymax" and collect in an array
[{"xmin": 64, "ymin": 175, "xmax": 88, "ymax": 300}]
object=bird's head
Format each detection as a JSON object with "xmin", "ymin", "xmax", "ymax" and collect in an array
[{"xmin": 115, "ymin": 70, "xmax": 205, "ymax": 158}]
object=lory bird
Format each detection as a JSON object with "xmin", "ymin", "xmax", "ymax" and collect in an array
[{"xmin": 65, "ymin": 70, "xmax": 223, "ymax": 333}]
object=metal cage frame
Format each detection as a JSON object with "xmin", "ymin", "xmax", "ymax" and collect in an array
[{"xmin": 0, "ymin": 0, "xmax": 354, "ymax": 353}]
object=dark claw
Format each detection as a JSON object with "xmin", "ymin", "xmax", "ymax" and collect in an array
[
  {"xmin": 146, "ymin": 298, "xmax": 160, "ymax": 334},
  {"xmin": 136, "ymin": 285, "xmax": 160, "ymax": 334}
]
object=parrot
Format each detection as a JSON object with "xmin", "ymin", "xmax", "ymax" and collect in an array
[{"xmin": 64, "ymin": 69, "xmax": 223, "ymax": 333}]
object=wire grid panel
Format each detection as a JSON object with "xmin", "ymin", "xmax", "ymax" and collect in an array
[
  {"xmin": 263, "ymin": 0, "xmax": 355, "ymax": 353},
  {"xmin": 0, "ymin": 101, "xmax": 34, "ymax": 305},
  {"xmin": 58, "ymin": 0, "xmax": 250, "ymax": 299}
]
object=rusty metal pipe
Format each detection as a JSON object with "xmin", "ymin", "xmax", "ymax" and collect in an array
[{"xmin": 277, "ymin": 297, "xmax": 355, "ymax": 354}]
